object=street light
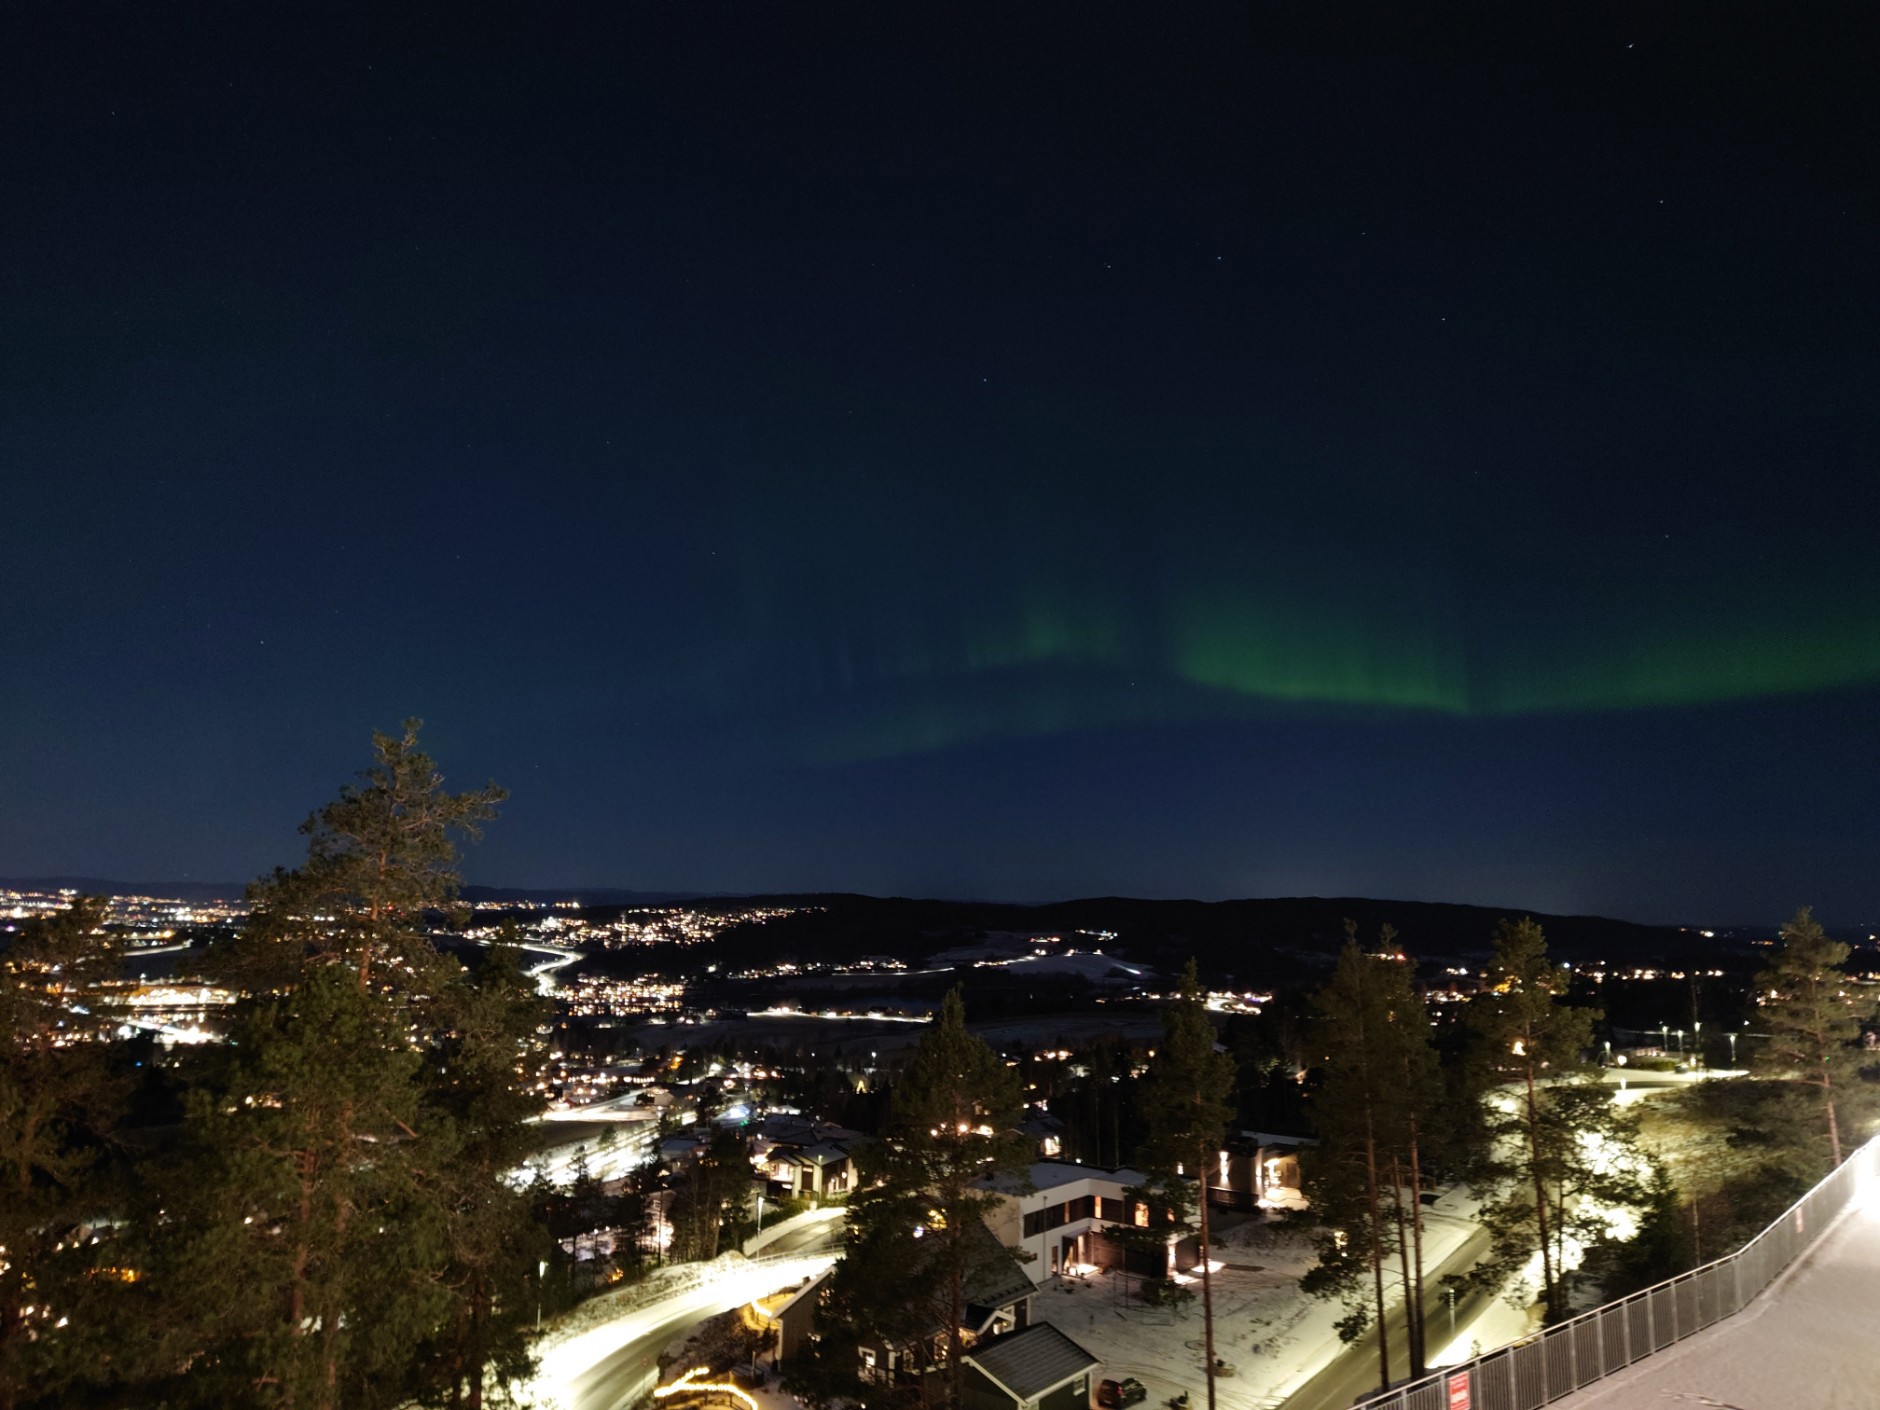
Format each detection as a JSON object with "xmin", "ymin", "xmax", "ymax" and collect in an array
[
  {"xmin": 756, "ymin": 1194, "xmax": 766, "ymax": 1241},
  {"xmin": 536, "ymin": 1259, "xmax": 548, "ymax": 1332}
]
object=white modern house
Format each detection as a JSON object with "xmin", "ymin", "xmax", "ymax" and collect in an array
[
  {"xmin": 980, "ymin": 1161, "xmax": 1162, "ymax": 1281},
  {"xmin": 982, "ymin": 1142, "xmax": 1311, "ymax": 1282}
]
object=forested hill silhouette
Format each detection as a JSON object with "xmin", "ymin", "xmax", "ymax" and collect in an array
[{"xmin": 682, "ymin": 893, "xmax": 1700, "ymax": 983}]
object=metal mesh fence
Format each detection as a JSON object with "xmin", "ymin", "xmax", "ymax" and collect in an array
[{"xmin": 1352, "ymin": 1134, "xmax": 1876, "ymax": 1410}]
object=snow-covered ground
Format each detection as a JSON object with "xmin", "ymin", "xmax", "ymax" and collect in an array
[
  {"xmin": 1547, "ymin": 1183, "xmax": 1880, "ymax": 1409},
  {"xmin": 1029, "ymin": 1202, "xmax": 1496, "ymax": 1410}
]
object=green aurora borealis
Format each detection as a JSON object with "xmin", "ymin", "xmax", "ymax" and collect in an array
[
  {"xmin": 10, "ymin": 3, "xmax": 1879, "ymax": 916},
  {"xmin": 684, "ymin": 496, "xmax": 1880, "ymax": 764}
]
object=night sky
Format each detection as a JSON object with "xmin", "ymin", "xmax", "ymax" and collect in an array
[{"xmin": 4, "ymin": 6, "xmax": 1876, "ymax": 923}]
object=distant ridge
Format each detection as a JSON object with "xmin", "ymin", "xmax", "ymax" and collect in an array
[
  {"xmin": 675, "ymin": 893, "xmax": 1723, "ymax": 982},
  {"xmin": 2, "ymin": 877, "xmax": 1750, "ymax": 967}
]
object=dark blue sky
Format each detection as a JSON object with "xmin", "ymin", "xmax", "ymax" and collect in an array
[{"xmin": 3, "ymin": 6, "xmax": 1876, "ymax": 923}]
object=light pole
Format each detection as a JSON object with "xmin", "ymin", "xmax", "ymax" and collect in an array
[
  {"xmin": 756, "ymin": 1193, "xmax": 765, "ymax": 1243},
  {"xmin": 536, "ymin": 1259, "xmax": 548, "ymax": 1332},
  {"xmin": 1728, "ymin": 1030, "xmax": 1739, "ymax": 1065}
]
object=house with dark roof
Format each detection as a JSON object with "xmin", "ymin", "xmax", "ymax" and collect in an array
[
  {"xmin": 961, "ymin": 1322, "xmax": 1101, "ymax": 1410},
  {"xmin": 856, "ymin": 1221, "xmax": 1037, "ymax": 1384}
]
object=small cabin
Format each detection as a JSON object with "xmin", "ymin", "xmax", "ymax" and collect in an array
[{"xmin": 961, "ymin": 1322, "xmax": 1100, "ymax": 1410}]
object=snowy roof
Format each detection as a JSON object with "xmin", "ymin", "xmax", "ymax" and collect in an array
[
  {"xmin": 965, "ymin": 1322, "xmax": 1101, "ymax": 1401},
  {"xmin": 1020, "ymin": 1160, "xmax": 1149, "ymax": 1193},
  {"xmin": 794, "ymin": 1142, "xmax": 854, "ymax": 1166},
  {"xmin": 962, "ymin": 1222, "xmax": 1037, "ymax": 1318},
  {"xmin": 773, "ymin": 1269, "xmax": 831, "ymax": 1319}
]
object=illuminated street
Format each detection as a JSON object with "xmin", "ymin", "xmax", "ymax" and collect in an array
[{"xmin": 530, "ymin": 1248, "xmax": 837, "ymax": 1410}]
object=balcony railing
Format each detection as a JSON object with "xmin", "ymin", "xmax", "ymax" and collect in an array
[{"xmin": 1356, "ymin": 1133, "xmax": 1878, "ymax": 1410}]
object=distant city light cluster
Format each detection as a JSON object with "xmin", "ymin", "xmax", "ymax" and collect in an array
[
  {"xmin": 560, "ymin": 973, "xmax": 686, "ymax": 1020},
  {"xmin": 466, "ymin": 904, "xmax": 806, "ymax": 952},
  {"xmin": 1, "ymin": 886, "xmax": 247, "ymax": 937}
]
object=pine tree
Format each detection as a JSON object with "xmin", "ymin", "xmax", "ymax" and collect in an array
[
  {"xmin": 667, "ymin": 1128, "xmax": 755, "ymax": 1263},
  {"xmin": 893, "ymin": 987, "xmax": 1028, "ymax": 1410},
  {"xmin": 152, "ymin": 721, "xmax": 520, "ymax": 1410},
  {"xmin": 1142, "ymin": 962, "xmax": 1234, "ymax": 1410},
  {"xmin": 1464, "ymin": 918, "xmax": 1606, "ymax": 1325},
  {"xmin": 411, "ymin": 937, "xmax": 553, "ymax": 1409},
  {"xmin": 1755, "ymin": 906, "xmax": 1869, "ymax": 1169},
  {"xmin": 221, "ymin": 718, "xmax": 504, "ymax": 995},
  {"xmin": 793, "ymin": 987, "xmax": 1025, "ymax": 1410},
  {"xmin": 1301, "ymin": 935, "xmax": 1413, "ymax": 1387},
  {"xmin": 1373, "ymin": 926, "xmax": 1439, "ymax": 1379},
  {"xmin": 157, "ymin": 964, "xmax": 444, "ymax": 1408},
  {"xmin": 1302, "ymin": 924, "xmax": 1444, "ymax": 1380},
  {"xmin": 0, "ymin": 898, "xmax": 135, "ymax": 1410}
]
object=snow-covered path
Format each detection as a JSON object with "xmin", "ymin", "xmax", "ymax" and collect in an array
[{"xmin": 1549, "ymin": 1191, "xmax": 1880, "ymax": 1409}]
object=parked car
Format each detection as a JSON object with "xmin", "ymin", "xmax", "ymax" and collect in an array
[{"xmin": 1098, "ymin": 1378, "xmax": 1147, "ymax": 1408}]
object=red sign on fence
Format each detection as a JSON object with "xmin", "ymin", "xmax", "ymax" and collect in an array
[{"xmin": 1446, "ymin": 1370, "xmax": 1472, "ymax": 1410}]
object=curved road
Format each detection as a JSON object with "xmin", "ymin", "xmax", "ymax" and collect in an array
[{"xmin": 534, "ymin": 1221, "xmax": 843, "ymax": 1410}]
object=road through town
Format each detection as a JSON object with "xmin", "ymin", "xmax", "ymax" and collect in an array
[{"xmin": 530, "ymin": 1218, "xmax": 842, "ymax": 1410}]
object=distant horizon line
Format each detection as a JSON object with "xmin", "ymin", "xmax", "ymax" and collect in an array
[{"xmin": 0, "ymin": 871, "xmax": 1833, "ymax": 934}]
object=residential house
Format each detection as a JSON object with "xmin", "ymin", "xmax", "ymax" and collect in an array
[
  {"xmin": 962, "ymin": 1322, "xmax": 1101, "ymax": 1410},
  {"xmin": 1019, "ymin": 1113, "xmax": 1067, "ymax": 1159},
  {"xmin": 857, "ymin": 1221, "xmax": 1037, "ymax": 1383},
  {"xmin": 752, "ymin": 1115, "xmax": 866, "ymax": 1201},
  {"xmin": 980, "ymin": 1161, "xmax": 1170, "ymax": 1282},
  {"xmin": 765, "ymin": 1270, "xmax": 831, "ymax": 1368},
  {"xmin": 1203, "ymin": 1132, "xmax": 1309, "ymax": 1212}
]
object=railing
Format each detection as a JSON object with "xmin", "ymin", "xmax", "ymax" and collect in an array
[{"xmin": 1356, "ymin": 1133, "xmax": 1878, "ymax": 1410}]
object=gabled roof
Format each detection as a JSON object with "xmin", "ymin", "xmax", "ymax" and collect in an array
[
  {"xmin": 961, "ymin": 1219, "xmax": 1037, "ymax": 1321},
  {"xmin": 797, "ymin": 1141, "xmax": 854, "ymax": 1164},
  {"xmin": 964, "ymin": 1322, "xmax": 1101, "ymax": 1402},
  {"xmin": 773, "ymin": 1269, "xmax": 831, "ymax": 1319}
]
